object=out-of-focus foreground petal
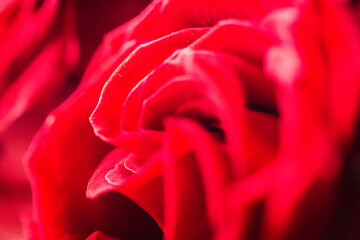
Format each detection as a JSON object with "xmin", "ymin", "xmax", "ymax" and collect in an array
[{"xmin": 0, "ymin": 0, "xmax": 78, "ymax": 131}]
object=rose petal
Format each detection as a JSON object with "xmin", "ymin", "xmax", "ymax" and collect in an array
[
  {"xmin": 190, "ymin": 19, "xmax": 275, "ymax": 65},
  {"xmin": 0, "ymin": 0, "xmax": 59, "ymax": 88},
  {"xmin": 316, "ymin": 0, "xmax": 360, "ymax": 142},
  {"xmin": 90, "ymin": 28, "xmax": 208, "ymax": 142},
  {"xmin": 25, "ymin": 88, "xmax": 162, "ymax": 239},
  {"xmin": 24, "ymin": 9, "xmax": 164, "ymax": 236},
  {"xmin": 87, "ymin": 147, "xmax": 165, "ymax": 228},
  {"xmin": 117, "ymin": 0, "xmax": 295, "ymax": 43},
  {"xmin": 0, "ymin": 39, "xmax": 69, "ymax": 131},
  {"xmin": 87, "ymin": 149, "xmax": 129, "ymax": 199},
  {"xmin": 163, "ymin": 118, "xmax": 217, "ymax": 239},
  {"xmin": 85, "ymin": 231, "xmax": 123, "ymax": 240},
  {"xmin": 0, "ymin": 0, "xmax": 79, "ymax": 130},
  {"xmin": 262, "ymin": 1, "xmax": 360, "ymax": 238},
  {"xmin": 139, "ymin": 75, "xmax": 203, "ymax": 130}
]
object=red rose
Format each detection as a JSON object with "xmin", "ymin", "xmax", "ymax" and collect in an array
[{"xmin": 26, "ymin": 0, "xmax": 360, "ymax": 239}]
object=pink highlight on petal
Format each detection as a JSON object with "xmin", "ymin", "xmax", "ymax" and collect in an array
[
  {"xmin": 87, "ymin": 147, "xmax": 165, "ymax": 228},
  {"xmin": 86, "ymin": 149, "xmax": 129, "ymax": 199},
  {"xmin": 105, "ymin": 156, "xmax": 138, "ymax": 186},
  {"xmin": 266, "ymin": 46, "xmax": 302, "ymax": 85}
]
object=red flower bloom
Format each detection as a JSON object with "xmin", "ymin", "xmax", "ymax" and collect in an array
[{"xmin": 25, "ymin": 0, "xmax": 360, "ymax": 239}]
